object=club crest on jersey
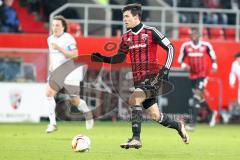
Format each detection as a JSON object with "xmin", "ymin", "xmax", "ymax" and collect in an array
[
  {"xmin": 187, "ymin": 48, "xmax": 193, "ymax": 52},
  {"xmin": 199, "ymin": 47, "xmax": 205, "ymax": 52},
  {"xmin": 9, "ymin": 91, "xmax": 22, "ymax": 110},
  {"xmin": 142, "ymin": 34, "xmax": 148, "ymax": 41}
]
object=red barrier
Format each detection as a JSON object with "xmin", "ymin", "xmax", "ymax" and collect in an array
[{"xmin": 0, "ymin": 34, "xmax": 239, "ymax": 110}]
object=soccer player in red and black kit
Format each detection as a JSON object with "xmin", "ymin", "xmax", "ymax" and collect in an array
[
  {"xmin": 178, "ymin": 28, "xmax": 218, "ymax": 131},
  {"xmin": 91, "ymin": 3, "xmax": 189, "ymax": 149}
]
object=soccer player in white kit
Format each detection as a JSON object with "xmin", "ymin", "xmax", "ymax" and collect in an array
[
  {"xmin": 45, "ymin": 15, "xmax": 94, "ymax": 133},
  {"xmin": 229, "ymin": 53, "xmax": 240, "ymax": 104}
]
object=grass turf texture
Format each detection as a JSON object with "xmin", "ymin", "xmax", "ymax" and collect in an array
[{"xmin": 0, "ymin": 121, "xmax": 240, "ymax": 160}]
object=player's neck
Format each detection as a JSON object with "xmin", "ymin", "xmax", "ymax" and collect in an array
[
  {"xmin": 131, "ymin": 22, "xmax": 143, "ymax": 33},
  {"xmin": 54, "ymin": 32, "xmax": 64, "ymax": 38},
  {"xmin": 192, "ymin": 40, "xmax": 199, "ymax": 45}
]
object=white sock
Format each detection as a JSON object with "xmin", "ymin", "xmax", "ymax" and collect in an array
[
  {"xmin": 77, "ymin": 99, "xmax": 90, "ymax": 112},
  {"xmin": 78, "ymin": 99, "xmax": 94, "ymax": 129},
  {"xmin": 46, "ymin": 97, "xmax": 56, "ymax": 126}
]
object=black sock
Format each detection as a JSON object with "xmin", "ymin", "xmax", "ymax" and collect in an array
[
  {"xmin": 200, "ymin": 101, "xmax": 213, "ymax": 122},
  {"xmin": 191, "ymin": 106, "xmax": 199, "ymax": 126},
  {"xmin": 131, "ymin": 105, "xmax": 143, "ymax": 139},
  {"xmin": 193, "ymin": 96, "xmax": 201, "ymax": 108},
  {"xmin": 158, "ymin": 113, "xmax": 179, "ymax": 130}
]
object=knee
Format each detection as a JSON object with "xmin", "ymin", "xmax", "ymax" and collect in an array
[
  {"xmin": 128, "ymin": 89, "xmax": 146, "ymax": 106},
  {"xmin": 46, "ymin": 89, "xmax": 56, "ymax": 97},
  {"xmin": 149, "ymin": 111, "xmax": 160, "ymax": 121},
  {"xmin": 193, "ymin": 89, "xmax": 203, "ymax": 99},
  {"xmin": 128, "ymin": 95, "xmax": 136, "ymax": 106},
  {"xmin": 69, "ymin": 97, "xmax": 80, "ymax": 106}
]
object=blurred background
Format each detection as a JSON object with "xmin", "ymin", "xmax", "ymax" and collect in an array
[{"xmin": 0, "ymin": 0, "xmax": 239, "ymax": 124}]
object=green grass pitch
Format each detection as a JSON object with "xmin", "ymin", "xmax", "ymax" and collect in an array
[{"xmin": 0, "ymin": 121, "xmax": 240, "ymax": 160}]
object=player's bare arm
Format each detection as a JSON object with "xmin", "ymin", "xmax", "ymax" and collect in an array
[{"xmin": 51, "ymin": 42, "xmax": 78, "ymax": 58}]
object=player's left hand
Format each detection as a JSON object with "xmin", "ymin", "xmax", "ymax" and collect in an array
[
  {"xmin": 150, "ymin": 67, "xmax": 169, "ymax": 86},
  {"xmin": 211, "ymin": 62, "xmax": 218, "ymax": 73},
  {"xmin": 51, "ymin": 43, "xmax": 62, "ymax": 51}
]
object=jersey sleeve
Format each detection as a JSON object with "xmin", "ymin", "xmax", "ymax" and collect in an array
[
  {"xmin": 229, "ymin": 61, "xmax": 237, "ymax": 86},
  {"xmin": 152, "ymin": 28, "xmax": 174, "ymax": 69},
  {"xmin": 206, "ymin": 42, "xmax": 217, "ymax": 62},
  {"xmin": 47, "ymin": 37, "xmax": 51, "ymax": 49},
  {"xmin": 66, "ymin": 34, "xmax": 77, "ymax": 51},
  {"xmin": 178, "ymin": 43, "xmax": 187, "ymax": 64}
]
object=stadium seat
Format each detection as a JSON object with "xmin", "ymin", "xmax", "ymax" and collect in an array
[
  {"xmin": 178, "ymin": 26, "xmax": 191, "ymax": 39},
  {"xmin": 68, "ymin": 23, "xmax": 82, "ymax": 37},
  {"xmin": 209, "ymin": 27, "xmax": 224, "ymax": 40},
  {"xmin": 224, "ymin": 28, "xmax": 236, "ymax": 41},
  {"xmin": 202, "ymin": 28, "xmax": 209, "ymax": 40}
]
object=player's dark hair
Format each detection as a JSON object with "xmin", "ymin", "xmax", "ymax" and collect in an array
[
  {"xmin": 191, "ymin": 27, "xmax": 199, "ymax": 34},
  {"xmin": 122, "ymin": 3, "xmax": 142, "ymax": 20},
  {"xmin": 235, "ymin": 52, "xmax": 240, "ymax": 58},
  {"xmin": 53, "ymin": 15, "xmax": 68, "ymax": 32}
]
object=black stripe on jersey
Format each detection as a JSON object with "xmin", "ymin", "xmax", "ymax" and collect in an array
[
  {"xmin": 196, "ymin": 55, "xmax": 200, "ymax": 73},
  {"xmin": 131, "ymin": 32, "xmax": 137, "ymax": 76},
  {"xmin": 145, "ymin": 29, "xmax": 149, "ymax": 73},
  {"xmin": 138, "ymin": 32, "xmax": 142, "ymax": 74}
]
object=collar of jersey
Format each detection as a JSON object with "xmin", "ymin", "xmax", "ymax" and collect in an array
[
  {"xmin": 54, "ymin": 32, "xmax": 65, "ymax": 38},
  {"xmin": 190, "ymin": 40, "xmax": 203, "ymax": 49},
  {"xmin": 130, "ymin": 23, "xmax": 144, "ymax": 35}
]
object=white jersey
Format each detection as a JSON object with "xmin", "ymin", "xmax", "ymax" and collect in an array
[
  {"xmin": 229, "ymin": 60, "xmax": 240, "ymax": 103},
  {"xmin": 47, "ymin": 32, "xmax": 77, "ymax": 71}
]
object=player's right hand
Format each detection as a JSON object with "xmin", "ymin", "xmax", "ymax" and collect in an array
[
  {"xmin": 181, "ymin": 63, "xmax": 190, "ymax": 72},
  {"xmin": 91, "ymin": 52, "xmax": 103, "ymax": 62}
]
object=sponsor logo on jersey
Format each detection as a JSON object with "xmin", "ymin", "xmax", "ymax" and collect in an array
[
  {"xmin": 129, "ymin": 43, "xmax": 147, "ymax": 49},
  {"xmin": 188, "ymin": 52, "xmax": 204, "ymax": 57}
]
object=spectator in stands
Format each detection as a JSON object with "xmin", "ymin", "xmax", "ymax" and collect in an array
[
  {"xmin": 229, "ymin": 53, "xmax": 240, "ymax": 105},
  {"xmin": 203, "ymin": 0, "xmax": 228, "ymax": 25},
  {"xmin": 0, "ymin": 0, "xmax": 5, "ymax": 31},
  {"xmin": 178, "ymin": 0, "xmax": 203, "ymax": 23},
  {"xmin": 0, "ymin": 0, "xmax": 21, "ymax": 32},
  {"xmin": 42, "ymin": 0, "xmax": 80, "ymax": 22},
  {"xmin": 178, "ymin": 28, "xmax": 218, "ymax": 131},
  {"xmin": 27, "ymin": 0, "xmax": 41, "ymax": 15}
]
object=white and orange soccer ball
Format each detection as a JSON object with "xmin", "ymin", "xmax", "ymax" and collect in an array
[{"xmin": 71, "ymin": 134, "xmax": 91, "ymax": 152}]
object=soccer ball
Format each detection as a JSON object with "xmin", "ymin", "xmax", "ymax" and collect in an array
[{"xmin": 71, "ymin": 134, "xmax": 91, "ymax": 152}]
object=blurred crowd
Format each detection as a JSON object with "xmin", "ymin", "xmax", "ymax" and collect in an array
[
  {"xmin": 0, "ymin": 0, "xmax": 80, "ymax": 33},
  {"xmin": 0, "ymin": 0, "xmax": 21, "ymax": 32},
  {"xmin": 0, "ymin": 0, "xmax": 239, "ymax": 34},
  {"xmin": 177, "ymin": 0, "xmax": 240, "ymax": 25}
]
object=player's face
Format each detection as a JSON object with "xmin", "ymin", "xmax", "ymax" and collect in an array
[
  {"xmin": 191, "ymin": 30, "xmax": 200, "ymax": 44},
  {"xmin": 4, "ymin": 0, "xmax": 13, "ymax": 6},
  {"xmin": 123, "ymin": 11, "xmax": 139, "ymax": 29},
  {"xmin": 52, "ymin": 20, "xmax": 65, "ymax": 36}
]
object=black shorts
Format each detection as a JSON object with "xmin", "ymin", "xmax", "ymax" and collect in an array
[
  {"xmin": 136, "ymin": 79, "xmax": 173, "ymax": 98},
  {"xmin": 142, "ymin": 97, "xmax": 158, "ymax": 109},
  {"xmin": 191, "ymin": 77, "xmax": 208, "ymax": 91},
  {"xmin": 137, "ymin": 84, "xmax": 158, "ymax": 98}
]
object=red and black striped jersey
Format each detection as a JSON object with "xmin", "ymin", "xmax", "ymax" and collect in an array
[
  {"xmin": 118, "ymin": 23, "xmax": 174, "ymax": 83},
  {"xmin": 178, "ymin": 40, "xmax": 216, "ymax": 79}
]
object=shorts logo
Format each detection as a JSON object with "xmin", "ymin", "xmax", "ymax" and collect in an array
[{"xmin": 9, "ymin": 91, "xmax": 22, "ymax": 110}]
